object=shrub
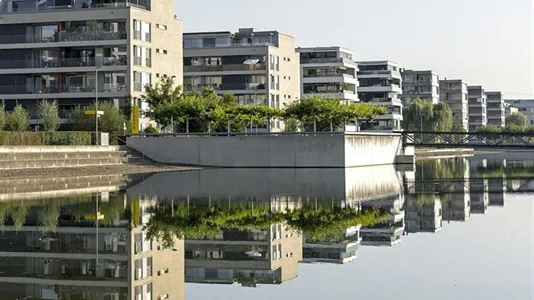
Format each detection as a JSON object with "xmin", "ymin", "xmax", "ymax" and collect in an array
[
  {"xmin": 6, "ymin": 105, "xmax": 29, "ymax": 132},
  {"xmin": 39, "ymin": 100, "xmax": 60, "ymax": 132},
  {"xmin": 144, "ymin": 125, "xmax": 158, "ymax": 134},
  {"xmin": 0, "ymin": 131, "xmax": 92, "ymax": 146},
  {"xmin": 0, "ymin": 101, "xmax": 5, "ymax": 130}
]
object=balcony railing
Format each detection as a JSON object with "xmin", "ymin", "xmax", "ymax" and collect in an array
[
  {"xmin": 358, "ymin": 70, "xmax": 401, "ymax": 77},
  {"xmin": 303, "ymin": 73, "xmax": 356, "ymax": 78},
  {"xmin": 0, "ymin": 57, "xmax": 127, "ymax": 69},
  {"xmin": 0, "ymin": 83, "xmax": 127, "ymax": 94},
  {"xmin": 300, "ymin": 57, "xmax": 344, "ymax": 64},
  {"xmin": 185, "ymin": 83, "xmax": 266, "ymax": 91},
  {"xmin": 184, "ymin": 63, "xmax": 267, "ymax": 73},
  {"xmin": 0, "ymin": 31, "xmax": 127, "ymax": 45},
  {"xmin": 0, "ymin": 1, "xmax": 146, "ymax": 14}
]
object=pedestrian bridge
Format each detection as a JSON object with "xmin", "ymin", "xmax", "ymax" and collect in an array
[{"xmin": 398, "ymin": 131, "xmax": 534, "ymax": 149}]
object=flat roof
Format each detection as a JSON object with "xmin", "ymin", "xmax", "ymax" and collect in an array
[
  {"xmin": 357, "ymin": 60, "xmax": 399, "ymax": 66},
  {"xmin": 296, "ymin": 46, "xmax": 354, "ymax": 54}
]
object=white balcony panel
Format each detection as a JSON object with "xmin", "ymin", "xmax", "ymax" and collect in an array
[
  {"xmin": 0, "ymin": 40, "xmax": 128, "ymax": 50},
  {"xmin": 358, "ymin": 85, "xmax": 402, "ymax": 93},
  {"xmin": 302, "ymin": 75, "xmax": 357, "ymax": 84}
]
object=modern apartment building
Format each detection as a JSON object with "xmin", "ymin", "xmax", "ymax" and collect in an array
[
  {"xmin": 504, "ymin": 103, "xmax": 519, "ymax": 118},
  {"xmin": 296, "ymin": 46, "xmax": 358, "ymax": 102},
  {"xmin": 0, "ymin": 0, "xmax": 182, "ymax": 130},
  {"xmin": 506, "ymin": 99, "xmax": 534, "ymax": 126},
  {"xmin": 486, "ymin": 91, "xmax": 506, "ymax": 127},
  {"xmin": 439, "ymin": 79, "xmax": 469, "ymax": 131},
  {"xmin": 360, "ymin": 195, "xmax": 405, "ymax": 246},
  {"xmin": 404, "ymin": 194, "xmax": 443, "ymax": 233},
  {"xmin": 467, "ymin": 85, "xmax": 487, "ymax": 131},
  {"xmin": 183, "ymin": 28, "xmax": 300, "ymax": 131},
  {"xmin": 0, "ymin": 194, "xmax": 184, "ymax": 300},
  {"xmin": 401, "ymin": 69, "xmax": 439, "ymax": 105},
  {"xmin": 185, "ymin": 223, "xmax": 302, "ymax": 286},
  {"xmin": 303, "ymin": 225, "xmax": 362, "ymax": 264},
  {"xmin": 357, "ymin": 61, "xmax": 403, "ymax": 130}
]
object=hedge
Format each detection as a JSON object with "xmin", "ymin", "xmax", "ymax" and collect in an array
[{"xmin": 0, "ymin": 131, "xmax": 92, "ymax": 146}]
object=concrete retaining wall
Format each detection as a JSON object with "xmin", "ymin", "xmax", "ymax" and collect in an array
[{"xmin": 126, "ymin": 133, "xmax": 414, "ymax": 168}]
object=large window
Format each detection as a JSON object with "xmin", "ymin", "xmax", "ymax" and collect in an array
[
  {"xmin": 184, "ymin": 38, "xmax": 203, "ymax": 48},
  {"xmin": 134, "ymin": 46, "xmax": 151, "ymax": 67},
  {"xmin": 134, "ymin": 19, "xmax": 151, "ymax": 42}
]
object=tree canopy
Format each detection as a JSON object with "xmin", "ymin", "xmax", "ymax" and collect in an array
[
  {"xmin": 505, "ymin": 112, "xmax": 526, "ymax": 127},
  {"xmin": 402, "ymin": 98, "xmax": 453, "ymax": 131}
]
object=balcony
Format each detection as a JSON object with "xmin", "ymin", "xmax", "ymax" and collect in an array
[
  {"xmin": 357, "ymin": 70, "xmax": 401, "ymax": 79},
  {"xmin": 0, "ymin": 31, "xmax": 127, "ymax": 45},
  {"xmin": 185, "ymin": 83, "xmax": 266, "ymax": 92},
  {"xmin": 0, "ymin": 83, "xmax": 127, "ymax": 95},
  {"xmin": 0, "ymin": 57, "xmax": 126, "ymax": 69},
  {"xmin": 358, "ymin": 84, "xmax": 402, "ymax": 93},
  {"xmin": 184, "ymin": 63, "xmax": 267, "ymax": 73},
  {"xmin": 0, "ymin": 0, "xmax": 147, "ymax": 14}
]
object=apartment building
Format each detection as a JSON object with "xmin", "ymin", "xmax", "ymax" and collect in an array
[
  {"xmin": 0, "ymin": 194, "xmax": 184, "ymax": 300},
  {"xmin": 467, "ymin": 85, "xmax": 487, "ymax": 131},
  {"xmin": 0, "ymin": 0, "xmax": 182, "ymax": 130},
  {"xmin": 439, "ymin": 79, "xmax": 469, "ymax": 131},
  {"xmin": 504, "ymin": 103, "xmax": 519, "ymax": 118},
  {"xmin": 185, "ymin": 223, "xmax": 302, "ymax": 286},
  {"xmin": 401, "ymin": 69, "xmax": 439, "ymax": 105},
  {"xmin": 357, "ymin": 61, "xmax": 403, "ymax": 130},
  {"xmin": 404, "ymin": 194, "xmax": 443, "ymax": 233},
  {"xmin": 296, "ymin": 46, "xmax": 358, "ymax": 102},
  {"xmin": 303, "ymin": 225, "xmax": 362, "ymax": 264},
  {"xmin": 506, "ymin": 99, "xmax": 534, "ymax": 126},
  {"xmin": 486, "ymin": 91, "xmax": 505, "ymax": 127},
  {"xmin": 360, "ymin": 194, "xmax": 405, "ymax": 246},
  {"xmin": 183, "ymin": 28, "xmax": 300, "ymax": 131}
]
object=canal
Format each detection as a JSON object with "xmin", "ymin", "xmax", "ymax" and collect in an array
[{"xmin": 0, "ymin": 155, "xmax": 532, "ymax": 300}]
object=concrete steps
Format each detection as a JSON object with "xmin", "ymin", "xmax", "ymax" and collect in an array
[{"xmin": 0, "ymin": 146, "xmax": 130, "ymax": 170}]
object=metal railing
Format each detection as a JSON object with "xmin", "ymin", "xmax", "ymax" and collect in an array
[
  {"xmin": 0, "ymin": 31, "xmax": 127, "ymax": 44},
  {"xmin": 399, "ymin": 131, "xmax": 534, "ymax": 149},
  {"xmin": 184, "ymin": 63, "xmax": 267, "ymax": 73}
]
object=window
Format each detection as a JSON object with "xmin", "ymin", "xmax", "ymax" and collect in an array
[
  {"xmin": 159, "ymin": 294, "xmax": 169, "ymax": 300},
  {"xmin": 135, "ymin": 259, "xmax": 143, "ymax": 280},
  {"xmin": 531, "ymin": 120, "xmax": 533, "ymax": 125},
  {"xmin": 163, "ymin": 49, "xmax": 167, "ymax": 54},
  {"xmin": 147, "ymin": 257, "xmax": 153, "ymax": 277},
  {"xmin": 146, "ymin": 283, "xmax": 153, "ymax": 300},
  {"xmin": 156, "ymin": 24, "xmax": 167, "ymax": 30},
  {"xmin": 135, "ymin": 286, "xmax": 143, "ymax": 300}
]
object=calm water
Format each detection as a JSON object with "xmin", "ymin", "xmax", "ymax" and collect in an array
[{"xmin": 0, "ymin": 154, "xmax": 532, "ymax": 300}]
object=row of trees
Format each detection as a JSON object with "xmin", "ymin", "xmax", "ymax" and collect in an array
[
  {"xmin": 0, "ymin": 100, "xmax": 127, "ymax": 135},
  {"xmin": 476, "ymin": 113, "xmax": 534, "ymax": 133},
  {"xmin": 0, "ymin": 101, "xmax": 60, "ymax": 132},
  {"xmin": 142, "ymin": 77, "xmax": 387, "ymax": 133}
]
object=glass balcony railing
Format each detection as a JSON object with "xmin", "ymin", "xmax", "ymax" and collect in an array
[
  {"xmin": 0, "ymin": 57, "xmax": 126, "ymax": 69},
  {"xmin": 184, "ymin": 63, "xmax": 267, "ymax": 73},
  {"xmin": 0, "ymin": 83, "xmax": 127, "ymax": 94},
  {"xmin": 0, "ymin": 31, "xmax": 127, "ymax": 44},
  {"xmin": 185, "ymin": 83, "xmax": 266, "ymax": 91}
]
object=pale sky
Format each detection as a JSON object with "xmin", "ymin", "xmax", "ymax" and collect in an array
[{"xmin": 176, "ymin": 0, "xmax": 534, "ymax": 99}]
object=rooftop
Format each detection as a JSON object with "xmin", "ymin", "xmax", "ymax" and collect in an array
[
  {"xmin": 296, "ymin": 46, "xmax": 354, "ymax": 55},
  {"xmin": 357, "ymin": 60, "xmax": 399, "ymax": 67}
]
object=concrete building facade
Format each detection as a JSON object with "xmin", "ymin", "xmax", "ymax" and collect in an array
[
  {"xmin": 486, "ymin": 91, "xmax": 506, "ymax": 127},
  {"xmin": 439, "ymin": 79, "xmax": 469, "ymax": 131},
  {"xmin": 357, "ymin": 60, "xmax": 403, "ymax": 130},
  {"xmin": 303, "ymin": 225, "xmax": 362, "ymax": 264},
  {"xmin": 183, "ymin": 28, "xmax": 300, "ymax": 131},
  {"xmin": 0, "ymin": 0, "xmax": 182, "ymax": 130},
  {"xmin": 506, "ymin": 99, "xmax": 534, "ymax": 126},
  {"xmin": 504, "ymin": 103, "xmax": 518, "ymax": 118},
  {"xmin": 467, "ymin": 85, "xmax": 487, "ymax": 131},
  {"xmin": 296, "ymin": 46, "xmax": 358, "ymax": 102},
  {"xmin": 401, "ymin": 69, "xmax": 440, "ymax": 105}
]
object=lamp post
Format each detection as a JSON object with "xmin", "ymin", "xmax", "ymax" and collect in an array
[
  {"xmin": 36, "ymin": 90, "xmax": 41, "ymax": 132},
  {"xmin": 95, "ymin": 66, "xmax": 101, "ymax": 145},
  {"xmin": 170, "ymin": 75, "xmax": 176, "ymax": 133}
]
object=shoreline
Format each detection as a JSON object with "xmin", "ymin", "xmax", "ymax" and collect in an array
[{"xmin": 0, "ymin": 163, "xmax": 199, "ymax": 180}]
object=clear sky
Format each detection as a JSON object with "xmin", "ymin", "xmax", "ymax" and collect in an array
[{"xmin": 176, "ymin": 0, "xmax": 534, "ymax": 99}]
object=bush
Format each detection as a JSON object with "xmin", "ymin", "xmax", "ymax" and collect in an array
[
  {"xmin": 144, "ymin": 125, "xmax": 158, "ymax": 134},
  {"xmin": 0, "ymin": 131, "xmax": 92, "ymax": 145},
  {"xmin": 6, "ymin": 105, "xmax": 29, "ymax": 132},
  {"xmin": 0, "ymin": 101, "xmax": 5, "ymax": 130}
]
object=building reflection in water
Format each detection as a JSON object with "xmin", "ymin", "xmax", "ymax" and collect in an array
[
  {"xmin": 404, "ymin": 194, "xmax": 443, "ymax": 233},
  {"xmin": 0, "ymin": 193, "xmax": 184, "ymax": 300}
]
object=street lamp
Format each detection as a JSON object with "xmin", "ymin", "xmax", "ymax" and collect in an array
[
  {"xmin": 95, "ymin": 66, "xmax": 101, "ymax": 145},
  {"xmin": 36, "ymin": 90, "xmax": 42, "ymax": 132},
  {"xmin": 170, "ymin": 75, "xmax": 177, "ymax": 133}
]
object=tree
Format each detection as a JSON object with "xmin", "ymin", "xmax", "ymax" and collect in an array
[
  {"xmin": 0, "ymin": 101, "xmax": 5, "ymax": 130},
  {"xmin": 505, "ymin": 112, "xmax": 526, "ymax": 127},
  {"xmin": 141, "ymin": 77, "xmax": 183, "ymax": 110},
  {"xmin": 144, "ymin": 125, "xmax": 158, "ymax": 134},
  {"xmin": 70, "ymin": 102, "xmax": 126, "ymax": 134},
  {"xmin": 39, "ymin": 100, "xmax": 60, "ymax": 131},
  {"xmin": 284, "ymin": 95, "xmax": 387, "ymax": 132},
  {"xmin": 403, "ymin": 98, "xmax": 453, "ymax": 132},
  {"xmin": 6, "ymin": 105, "xmax": 30, "ymax": 131}
]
